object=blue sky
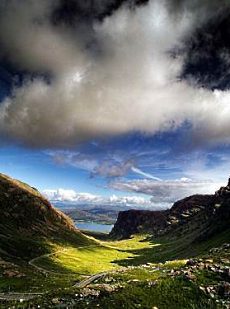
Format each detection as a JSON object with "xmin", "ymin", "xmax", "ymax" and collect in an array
[
  {"xmin": 1, "ymin": 131, "xmax": 229, "ymax": 208},
  {"xmin": 0, "ymin": 0, "xmax": 230, "ymax": 208}
]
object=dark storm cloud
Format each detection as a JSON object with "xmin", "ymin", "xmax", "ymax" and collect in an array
[
  {"xmin": 183, "ymin": 11, "xmax": 230, "ymax": 90},
  {"xmin": 52, "ymin": 0, "xmax": 149, "ymax": 25},
  {"xmin": 0, "ymin": 0, "xmax": 230, "ymax": 148}
]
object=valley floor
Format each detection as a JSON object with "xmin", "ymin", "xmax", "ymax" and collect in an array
[{"xmin": 0, "ymin": 232, "xmax": 230, "ymax": 308}]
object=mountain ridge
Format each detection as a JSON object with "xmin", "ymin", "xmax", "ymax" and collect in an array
[
  {"xmin": 0, "ymin": 173, "xmax": 76, "ymax": 234},
  {"xmin": 0, "ymin": 173, "xmax": 92, "ymax": 259},
  {"xmin": 110, "ymin": 178, "xmax": 230, "ymax": 240}
]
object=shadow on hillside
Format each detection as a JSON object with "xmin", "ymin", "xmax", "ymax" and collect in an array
[
  {"xmin": 111, "ymin": 227, "xmax": 230, "ymax": 266},
  {"xmin": 111, "ymin": 237, "xmax": 188, "ymax": 266},
  {"xmin": 28, "ymin": 227, "xmax": 230, "ymax": 275},
  {"xmin": 81, "ymin": 230, "xmax": 111, "ymax": 241}
]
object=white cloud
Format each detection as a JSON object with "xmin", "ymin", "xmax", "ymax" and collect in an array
[
  {"xmin": 0, "ymin": 1, "xmax": 230, "ymax": 147},
  {"xmin": 43, "ymin": 188, "xmax": 152, "ymax": 207},
  {"xmin": 108, "ymin": 194, "xmax": 148, "ymax": 205},
  {"xmin": 43, "ymin": 174, "xmax": 226, "ymax": 209},
  {"xmin": 43, "ymin": 188, "xmax": 102, "ymax": 203},
  {"xmin": 110, "ymin": 178, "xmax": 223, "ymax": 204},
  {"xmin": 48, "ymin": 150, "xmax": 164, "ymax": 179},
  {"xmin": 131, "ymin": 167, "xmax": 162, "ymax": 181},
  {"xmin": 93, "ymin": 160, "xmax": 134, "ymax": 178},
  {"xmin": 50, "ymin": 150, "xmax": 98, "ymax": 171},
  {"xmin": 48, "ymin": 150, "xmax": 134, "ymax": 177}
]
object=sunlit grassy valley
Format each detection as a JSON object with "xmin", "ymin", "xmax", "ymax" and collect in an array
[
  {"xmin": 0, "ymin": 173, "xmax": 230, "ymax": 308},
  {"xmin": 2, "ymin": 232, "xmax": 229, "ymax": 308}
]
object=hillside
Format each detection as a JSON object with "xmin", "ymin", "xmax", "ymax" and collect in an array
[
  {"xmin": 0, "ymin": 173, "xmax": 92, "ymax": 259},
  {"xmin": 0, "ymin": 173, "xmax": 229, "ymax": 309},
  {"xmin": 111, "ymin": 179, "xmax": 230, "ymax": 241}
]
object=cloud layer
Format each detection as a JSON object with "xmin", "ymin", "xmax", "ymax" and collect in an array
[
  {"xmin": 43, "ymin": 188, "xmax": 152, "ymax": 207},
  {"xmin": 43, "ymin": 176, "xmax": 225, "ymax": 209},
  {"xmin": 110, "ymin": 178, "xmax": 223, "ymax": 204},
  {"xmin": 0, "ymin": 1, "xmax": 230, "ymax": 147}
]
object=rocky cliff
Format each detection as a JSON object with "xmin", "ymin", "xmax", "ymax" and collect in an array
[
  {"xmin": 110, "ymin": 209, "xmax": 169, "ymax": 238},
  {"xmin": 110, "ymin": 178, "xmax": 230, "ymax": 239}
]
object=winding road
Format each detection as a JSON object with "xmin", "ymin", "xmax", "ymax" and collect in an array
[
  {"xmin": 0, "ymin": 292, "xmax": 43, "ymax": 301},
  {"xmin": 28, "ymin": 245, "xmax": 99, "ymax": 275},
  {"xmin": 28, "ymin": 248, "xmax": 68, "ymax": 275},
  {"xmin": 74, "ymin": 271, "xmax": 108, "ymax": 288},
  {"xmin": 0, "ymin": 246, "xmax": 113, "ymax": 302},
  {"xmin": 0, "ymin": 271, "xmax": 110, "ymax": 302}
]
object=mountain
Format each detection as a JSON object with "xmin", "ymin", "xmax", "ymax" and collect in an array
[
  {"xmin": 110, "ymin": 178, "xmax": 230, "ymax": 240},
  {"xmin": 0, "ymin": 173, "xmax": 229, "ymax": 308},
  {"xmin": 110, "ymin": 209, "xmax": 169, "ymax": 238},
  {"xmin": 0, "ymin": 173, "xmax": 91, "ymax": 259}
]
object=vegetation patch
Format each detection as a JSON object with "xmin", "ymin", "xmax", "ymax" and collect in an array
[{"xmin": 34, "ymin": 244, "xmax": 134, "ymax": 275}]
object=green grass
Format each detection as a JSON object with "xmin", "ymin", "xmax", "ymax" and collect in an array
[
  {"xmin": 108, "ymin": 226, "xmax": 230, "ymax": 267},
  {"xmin": 29, "ymin": 227, "xmax": 230, "ymax": 277},
  {"xmin": 84, "ymin": 277, "xmax": 218, "ymax": 309},
  {"xmin": 27, "ymin": 275, "xmax": 219, "ymax": 309},
  {"xmin": 0, "ymin": 272, "xmax": 79, "ymax": 293},
  {"xmin": 34, "ymin": 244, "xmax": 133, "ymax": 275},
  {"xmin": 101, "ymin": 234, "xmax": 157, "ymax": 250},
  {"xmin": 0, "ymin": 235, "xmax": 155, "ymax": 295},
  {"xmin": 0, "ymin": 234, "xmax": 96, "ymax": 293},
  {"xmin": 31, "ymin": 235, "xmax": 156, "ymax": 275},
  {"xmin": 0, "ymin": 227, "xmax": 229, "ymax": 307},
  {"xmin": 113, "ymin": 267, "xmax": 163, "ymax": 281}
]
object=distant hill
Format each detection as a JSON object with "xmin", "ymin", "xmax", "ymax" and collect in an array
[
  {"xmin": 0, "ymin": 173, "xmax": 92, "ymax": 259},
  {"xmin": 111, "ymin": 178, "xmax": 230, "ymax": 242},
  {"xmin": 61, "ymin": 204, "xmax": 130, "ymax": 225}
]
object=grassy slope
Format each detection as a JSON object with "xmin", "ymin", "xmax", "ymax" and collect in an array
[
  {"xmin": 88, "ymin": 278, "xmax": 217, "ymax": 309},
  {"xmin": 27, "ymin": 235, "xmax": 153, "ymax": 275},
  {"xmin": 0, "ymin": 173, "xmax": 97, "ymax": 296},
  {"xmin": 0, "ymin": 172, "xmax": 229, "ymax": 307},
  {"xmin": 0, "ymin": 229, "xmax": 229, "ymax": 308},
  {"xmin": 0, "ymin": 172, "xmax": 95, "ymax": 254},
  {"xmin": 110, "ymin": 223, "xmax": 230, "ymax": 267}
]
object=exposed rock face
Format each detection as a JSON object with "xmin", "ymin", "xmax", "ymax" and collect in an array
[
  {"xmin": 111, "ymin": 178, "xmax": 230, "ymax": 239},
  {"xmin": 110, "ymin": 209, "xmax": 169, "ymax": 238},
  {"xmin": 170, "ymin": 194, "xmax": 214, "ymax": 215}
]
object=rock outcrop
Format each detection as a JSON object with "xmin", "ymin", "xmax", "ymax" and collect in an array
[
  {"xmin": 110, "ymin": 209, "xmax": 169, "ymax": 238},
  {"xmin": 110, "ymin": 178, "xmax": 230, "ymax": 239}
]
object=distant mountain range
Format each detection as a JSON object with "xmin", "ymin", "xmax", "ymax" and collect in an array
[
  {"xmin": 54, "ymin": 200, "xmax": 164, "ymax": 226},
  {"xmin": 55, "ymin": 203, "xmax": 131, "ymax": 225}
]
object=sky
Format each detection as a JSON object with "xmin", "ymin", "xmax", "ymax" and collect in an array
[{"xmin": 1, "ymin": 0, "xmax": 230, "ymax": 209}]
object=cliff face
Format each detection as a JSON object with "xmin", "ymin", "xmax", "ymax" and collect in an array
[
  {"xmin": 110, "ymin": 179, "xmax": 230, "ymax": 239},
  {"xmin": 110, "ymin": 209, "xmax": 169, "ymax": 238}
]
